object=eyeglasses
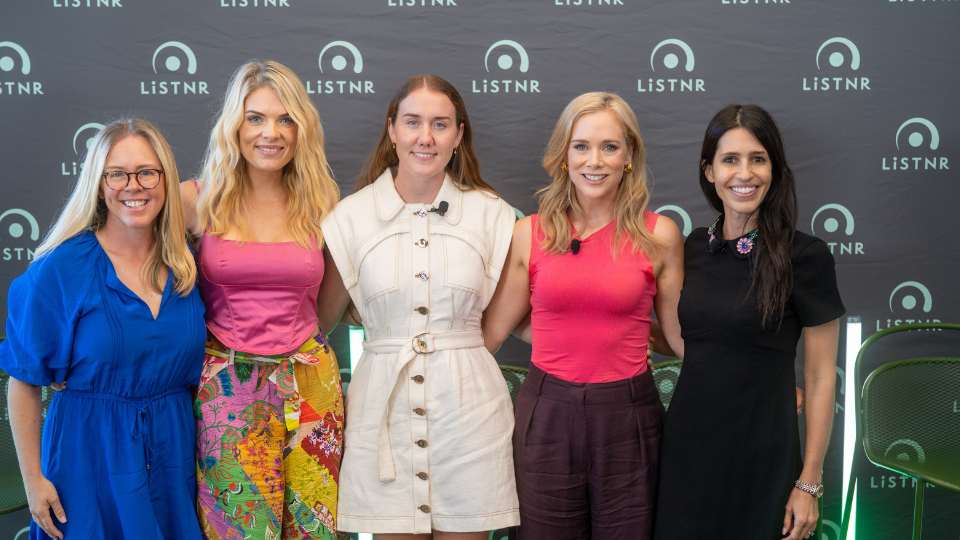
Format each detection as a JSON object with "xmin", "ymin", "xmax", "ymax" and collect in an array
[{"xmin": 102, "ymin": 168, "xmax": 164, "ymax": 190}]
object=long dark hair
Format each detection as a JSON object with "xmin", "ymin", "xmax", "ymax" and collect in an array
[
  {"xmin": 356, "ymin": 74, "xmax": 495, "ymax": 194},
  {"xmin": 699, "ymin": 104, "xmax": 797, "ymax": 328}
]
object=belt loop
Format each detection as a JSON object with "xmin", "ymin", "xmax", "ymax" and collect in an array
[
  {"xmin": 629, "ymin": 373, "xmax": 638, "ymax": 403},
  {"xmin": 229, "ymin": 348, "xmax": 235, "ymax": 364}
]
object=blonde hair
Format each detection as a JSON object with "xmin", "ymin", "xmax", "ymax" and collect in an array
[
  {"xmin": 196, "ymin": 60, "xmax": 339, "ymax": 246},
  {"xmin": 36, "ymin": 118, "xmax": 197, "ymax": 295},
  {"xmin": 538, "ymin": 91, "xmax": 656, "ymax": 256}
]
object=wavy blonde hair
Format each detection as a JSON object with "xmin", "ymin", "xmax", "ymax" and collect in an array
[
  {"xmin": 36, "ymin": 118, "xmax": 197, "ymax": 295},
  {"xmin": 538, "ymin": 92, "xmax": 656, "ymax": 256},
  {"xmin": 196, "ymin": 60, "xmax": 339, "ymax": 246}
]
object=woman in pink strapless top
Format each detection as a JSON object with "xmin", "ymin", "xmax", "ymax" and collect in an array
[
  {"xmin": 180, "ymin": 60, "xmax": 343, "ymax": 540},
  {"xmin": 483, "ymin": 92, "xmax": 685, "ymax": 540}
]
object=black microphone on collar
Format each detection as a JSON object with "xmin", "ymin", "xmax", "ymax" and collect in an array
[
  {"xmin": 570, "ymin": 239, "xmax": 581, "ymax": 255},
  {"xmin": 428, "ymin": 201, "xmax": 449, "ymax": 216}
]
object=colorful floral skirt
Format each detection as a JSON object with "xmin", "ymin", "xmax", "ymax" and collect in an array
[{"xmin": 195, "ymin": 335, "xmax": 344, "ymax": 540}]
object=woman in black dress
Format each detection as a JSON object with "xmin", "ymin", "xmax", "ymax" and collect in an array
[{"xmin": 654, "ymin": 105, "xmax": 844, "ymax": 540}]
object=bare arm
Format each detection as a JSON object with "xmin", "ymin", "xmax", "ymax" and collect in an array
[
  {"xmin": 648, "ymin": 319, "xmax": 678, "ymax": 358},
  {"xmin": 651, "ymin": 216, "xmax": 685, "ymax": 359},
  {"xmin": 482, "ymin": 217, "xmax": 533, "ymax": 354},
  {"xmin": 8, "ymin": 379, "xmax": 66, "ymax": 538},
  {"xmin": 317, "ymin": 247, "xmax": 352, "ymax": 334},
  {"xmin": 782, "ymin": 317, "xmax": 840, "ymax": 539},
  {"xmin": 179, "ymin": 179, "xmax": 201, "ymax": 237}
]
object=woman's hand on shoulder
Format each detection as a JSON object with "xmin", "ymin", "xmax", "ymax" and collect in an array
[{"xmin": 179, "ymin": 179, "xmax": 201, "ymax": 236}]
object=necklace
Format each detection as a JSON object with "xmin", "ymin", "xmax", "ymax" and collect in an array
[{"xmin": 707, "ymin": 215, "xmax": 760, "ymax": 255}]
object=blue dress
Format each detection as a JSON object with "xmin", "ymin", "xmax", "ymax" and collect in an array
[{"xmin": 0, "ymin": 231, "xmax": 206, "ymax": 540}]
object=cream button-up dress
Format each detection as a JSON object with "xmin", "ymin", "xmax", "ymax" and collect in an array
[{"xmin": 322, "ymin": 171, "xmax": 520, "ymax": 534}]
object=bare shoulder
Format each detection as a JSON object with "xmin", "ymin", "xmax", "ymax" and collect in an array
[
  {"xmin": 179, "ymin": 179, "xmax": 201, "ymax": 234},
  {"xmin": 651, "ymin": 213, "xmax": 683, "ymax": 248},
  {"xmin": 513, "ymin": 215, "xmax": 533, "ymax": 241}
]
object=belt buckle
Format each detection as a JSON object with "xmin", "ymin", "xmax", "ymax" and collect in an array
[{"xmin": 412, "ymin": 333, "xmax": 432, "ymax": 354}]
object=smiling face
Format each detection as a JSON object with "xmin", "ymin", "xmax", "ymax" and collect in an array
[
  {"xmin": 388, "ymin": 87, "xmax": 463, "ymax": 185},
  {"xmin": 566, "ymin": 109, "xmax": 630, "ymax": 207},
  {"xmin": 101, "ymin": 134, "xmax": 166, "ymax": 232},
  {"xmin": 239, "ymin": 85, "xmax": 298, "ymax": 178},
  {"xmin": 704, "ymin": 126, "xmax": 773, "ymax": 230}
]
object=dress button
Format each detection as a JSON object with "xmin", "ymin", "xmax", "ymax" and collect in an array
[
  {"xmin": 415, "ymin": 271, "xmax": 429, "ymax": 281},
  {"xmin": 413, "ymin": 407, "xmax": 426, "ymax": 416},
  {"xmin": 419, "ymin": 504, "xmax": 431, "ymax": 513},
  {"xmin": 416, "ymin": 439, "xmax": 428, "ymax": 448},
  {"xmin": 411, "ymin": 375, "xmax": 425, "ymax": 384},
  {"xmin": 415, "ymin": 306, "xmax": 429, "ymax": 315},
  {"xmin": 417, "ymin": 472, "xmax": 429, "ymax": 480},
  {"xmin": 415, "ymin": 238, "xmax": 429, "ymax": 248}
]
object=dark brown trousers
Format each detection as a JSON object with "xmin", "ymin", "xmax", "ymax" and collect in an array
[{"xmin": 513, "ymin": 364, "xmax": 663, "ymax": 540}]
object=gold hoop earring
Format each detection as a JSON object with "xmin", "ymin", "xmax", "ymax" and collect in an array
[
  {"xmin": 624, "ymin": 162, "xmax": 633, "ymax": 174},
  {"xmin": 560, "ymin": 163, "xmax": 568, "ymax": 173}
]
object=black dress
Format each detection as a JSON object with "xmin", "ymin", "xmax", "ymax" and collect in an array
[{"xmin": 654, "ymin": 227, "xmax": 844, "ymax": 540}]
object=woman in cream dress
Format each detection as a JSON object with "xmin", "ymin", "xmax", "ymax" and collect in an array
[{"xmin": 318, "ymin": 74, "xmax": 519, "ymax": 538}]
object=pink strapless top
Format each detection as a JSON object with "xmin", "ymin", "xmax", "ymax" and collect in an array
[{"xmin": 198, "ymin": 233, "xmax": 324, "ymax": 355}]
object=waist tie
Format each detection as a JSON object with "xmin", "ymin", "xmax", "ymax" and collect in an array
[
  {"xmin": 204, "ymin": 335, "xmax": 330, "ymax": 432},
  {"xmin": 61, "ymin": 387, "xmax": 190, "ymax": 472},
  {"xmin": 363, "ymin": 330, "xmax": 485, "ymax": 482}
]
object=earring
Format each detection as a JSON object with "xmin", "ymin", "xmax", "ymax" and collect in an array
[
  {"xmin": 392, "ymin": 143, "xmax": 396, "ymax": 149},
  {"xmin": 624, "ymin": 162, "xmax": 633, "ymax": 174},
  {"xmin": 561, "ymin": 163, "xmax": 568, "ymax": 173}
]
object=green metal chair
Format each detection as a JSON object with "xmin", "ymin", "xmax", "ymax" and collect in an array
[
  {"xmin": 840, "ymin": 323, "xmax": 960, "ymax": 540},
  {"xmin": 499, "ymin": 364, "xmax": 528, "ymax": 403},
  {"xmin": 650, "ymin": 359, "xmax": 681, "ymax": 410},
  {"xmin": 0, "ymin": 370, "xmax": 29, "ymax": 515},
  {"xmin": 0, "ymin": 334, "xmax": 55, "ymax": 515},
  {"xmin": 1, "ymin": 331, "xmax": 29, "ymax": 515}
]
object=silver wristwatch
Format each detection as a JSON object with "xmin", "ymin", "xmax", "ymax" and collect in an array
[{"xmin": 794, "ymin": 479, "xmax": 824, "ymax": 498}]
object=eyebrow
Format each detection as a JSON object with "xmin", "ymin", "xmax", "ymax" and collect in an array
[
  {"xmin": 570, "ymin": 138, "xmax": 623, "ymax": 144},
  {"xmin": 104, "ymin": 163, "xmax": 160, "ymax": 169},
  {"xmin": 400, "ymin": 113, "xmax": 452, "ymax": 121},
  {"xmin": 245, "ymin": 109, "xmax": 291, "ymax": 116}
]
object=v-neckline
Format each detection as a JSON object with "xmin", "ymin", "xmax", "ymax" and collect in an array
[{"xmin": 94, "ymin": 233, "xmax": 171, "ymax": 321}]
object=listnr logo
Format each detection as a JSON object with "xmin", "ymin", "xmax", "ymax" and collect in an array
[
  {"xmin": 637, "ymin": 38, "xmax": 705, "ymax": 94},
  {"xmin": 1, "ymin": 208, "xmax": 40, "ymax": 262},
  {"xmin": 0, "ymin": 41, "xmax": 44, "ymax": 96},
  {"xmin": 307, "ymin": 40, "xmax": 375, "ymax": 95},
  {"xmin": 472, "ymin": 40, "xmax": 541, "ymax": 94},
  {"xmin": 881, "ymin": 117, "xmax": 949, "ymax": 172},
  {"xmin": 654, "ymin": 204, "xmax": 692, "ymax": 237},
  {"xmin": 810, "ymin": 203, "xmax": 863, "ymax": 256},
  {"xmin": 60, "ymin": 122, "xmax": 104, "ymax": 177},
  {"xmin": 139, "ymin": 41, "xmax": 209, "ymax": 96},
  {"xmin": 875, "ymin": 280, "xmax": 941, "ymax": 331},
  {"xmin": 801, "ymin": 37, "xmax": 871, "ymax": 92}
]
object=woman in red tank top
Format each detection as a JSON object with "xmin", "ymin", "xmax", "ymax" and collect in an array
[{"xmin": 483, "ymin": 92, "xmax": 684, "ymax": 540}]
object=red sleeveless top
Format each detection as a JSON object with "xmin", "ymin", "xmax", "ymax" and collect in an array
[{"xmin": 529, "ymin": 212, "xmax": 659, "ymax": 383}]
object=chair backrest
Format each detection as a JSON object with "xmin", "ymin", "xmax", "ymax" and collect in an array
[
  {"xmin": 861, "ymin": 356, "xmax": 960, "ymax": 492},
  {"xmin": 499, "ymin": 365, "xmax": 528, "ymax": 403},
  {"xmin": 651, "ymin": 359, "xmax": 682, "ymax": 410},
  {"xmin": 499, "ymin": 362, "xmax": 684, "ymax": 410}
]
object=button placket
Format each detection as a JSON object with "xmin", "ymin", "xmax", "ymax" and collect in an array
[{"xmin": 409, "ymin": 206, "xmax": 432, "ymax": 532}]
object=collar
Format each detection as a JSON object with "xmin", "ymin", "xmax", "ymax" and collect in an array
[
  {"xmin": 707, "ymin": 214, "xmax": 759, "ymax": 259},
  {"xmin": 372, "ymin": 169, "xmax": 464, "ymax": 225}
]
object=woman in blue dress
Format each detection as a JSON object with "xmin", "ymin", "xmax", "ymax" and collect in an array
[{"xmin": 0, "ymin": 118, "xmax": 206, "ymax": 539}]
